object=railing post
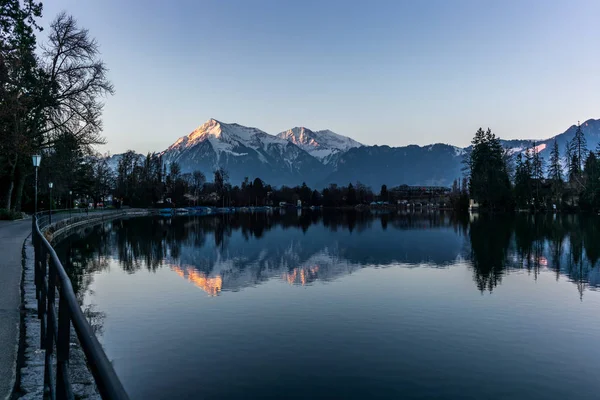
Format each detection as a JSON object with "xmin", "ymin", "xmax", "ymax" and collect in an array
[
  {"xmin": 33, "ymin": 216, "xmax": 39, "ymax": 301},
  {"xmin": 56, "ymin": 290, "xmax": 73, "ymax": 400},
  {"xmin": 44, "ymin": 258, "xmax": 57, "ymax": 398},
  {"xmin": 39, "ymin": 246, "xmax": 47, "ymax": 347}
]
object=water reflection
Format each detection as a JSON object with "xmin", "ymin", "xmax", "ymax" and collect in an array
[
  {"xmin": 56, "ymin": 211, "xmax": 600, "ymax": 299},
  {"xmin": 171, "ymin": 265, "xmax": 223, "ymax": 296}
]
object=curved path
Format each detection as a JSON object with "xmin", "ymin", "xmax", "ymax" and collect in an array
[{"xmin": 0, "ymin": 218, "xmax": 31, "ymax": 400}]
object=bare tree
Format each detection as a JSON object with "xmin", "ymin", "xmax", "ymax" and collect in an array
[
  {"xmin": 192, "ymin": 170, "xmax": 206, "ymax": 190},
  {"xmin": 40, "ymin": 12, "xmax": 114, "ymax": 151},
  {"xmin": 214, "ymin": 167, "xmax": 229, "ymax": 207}
]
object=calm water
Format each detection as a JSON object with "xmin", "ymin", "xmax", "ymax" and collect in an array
[{"xmin": 56, "ymin": 211, "xmax": 600, "ymax": 399}]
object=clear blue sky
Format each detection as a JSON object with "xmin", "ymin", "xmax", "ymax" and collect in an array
[{"xmin": 41, "ymin": 0, "xmax": 600, "ymax": 154}]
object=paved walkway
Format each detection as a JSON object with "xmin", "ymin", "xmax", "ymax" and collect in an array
[{"xmin": 0, "ymin": 218, "xmax": 32, "ymax": 400}]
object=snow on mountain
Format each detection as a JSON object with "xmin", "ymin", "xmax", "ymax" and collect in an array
[
  {"xmin": 162, "ymin": 119, "xmax": 326, "ymax": 186},
  {"xmin": 500, "ymin": 119, "xmax": 600, "ymax": 161},
  {"xmin": 166, "ymin": 118, "xmax": 283, "ymax": 161},
  {"xmin": 532, "ymin": 143, "xmax": 547, "ymax": 153},
  {"xmin": 113, "ymin": 117, "xmax": 600, "ymax": 189},
  {"xmin": 453, "ymin": 146, "xmax": 466, "ymax": 157},
  {"xmin": 276, "ymin": 127, "xmax": 363, "ymax": 164}
]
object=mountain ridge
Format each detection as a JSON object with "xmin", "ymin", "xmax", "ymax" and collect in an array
[
  {"xmin": 109, "ymin": 118, "xmax": 600, "ymax": 189},
  {"xmin": 276, "ymin": 126, "xmax": 363, "ymax": 165}
]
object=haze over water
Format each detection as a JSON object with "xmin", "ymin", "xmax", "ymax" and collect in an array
[{"xmin": 57, "ymin": 212, "xmax": 600, "ymax": 399}]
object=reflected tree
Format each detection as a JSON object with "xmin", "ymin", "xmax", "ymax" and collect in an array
[{"xmin": 468, "ymin": 215, "xmax": 513, "ymax": 292}]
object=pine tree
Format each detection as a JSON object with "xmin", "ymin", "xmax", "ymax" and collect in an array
[
  {"xmin": 0, "ymin": 0, "xmax": 43, "ymax": 209},
  {"xmin": 531, "ymin": 141, "xmax": 544, "ymax": 209},
  {"xmin": 346, "ymin": 183, "xmax": 357, "ymax": 205},
  {"xmin": 582, "ymin": 151, "xmax": 600, "ymax": 210},
  {"xmin": 571, "ymin": 122, "xmax": 587, "ymax": 172},
  {"xmin": 514, "ymin": 153, "xmax": 531, "ymax": 209},
  {"xmin": 569, "ymin": 155, "xmax": 580, "ymax": 182},
  {"xmin": 468, "ymin": 128, "xmax": 512, "ymax": 210},
  {"xmin": 380, "ymin": 184, "xmax": 388, "ymax": 202},
  {"xmin": 452, "ymin": 179, "xmax": 459, "ymax": 194},
  {"xmin": 547, "ymin": 139, "xmax": 563, "ymax": 207},
  {"xmin": 548, "ymin": 140, "xmax": 562, "ymax": 182}
]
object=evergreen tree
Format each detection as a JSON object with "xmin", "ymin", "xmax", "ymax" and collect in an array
[
  {"xmin": 565, "ymin": 145, "xmax": 573, "ymax": 180},
  {"xmin": 569, "ymin": 154, "xmax": 580, "ymax": 183},
  {"xmin": 468, "ymin": 128, "xmax": 512, "ymax": 211},
  {"xmin": 548, "ymin": 140, "xmax": 562, "ymax": 182},
  {"xmin": 547, "ymin": 139, "xmax": 563, "ymax": 207},
  {"xmin": 451, "ymin": 179, "xmax": 459, "ymax": 194},
  {"xmin": 582, "ymin": 151, "xmax": 600, "ymax": 210},
  {"xmin": 380, "ymin": 184, "xmax": 388, "ymax": 202},
  {"xmin": 346, "ymin": 183, "xmax": 357, "ymax": 205},
  {"xmin": 298, "ymin": 182, "xmax": 311, "ymax": 205},
  {"xmin": 531, "ymin": 141, "xmax": 544, "ymax": 209},
  {"xmin": 524, "ymin": 146, "xmax": 533, "ymax": 179},
  {"xmin": 571, "ymin": 122, "xmax": 587, "ymax": 172},
  {"xmin": 310, "ymin": 189, "xmax": 321, "ymax": 206},
  {"xmin": 0, "ymin": 0, "xmax": 44, "ymax": 210},
  {"xmin": 514, "ymin": 153, "xmax": 531, "ymax": 209}
]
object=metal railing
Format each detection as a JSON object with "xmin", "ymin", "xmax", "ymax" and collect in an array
[
  {"xmin": 35, "ymin": 207, "xmax": 125, "ymax": 231},
  {"xmin": 32, "ymin": 210, "xmax": 130, "ymax": 400}
]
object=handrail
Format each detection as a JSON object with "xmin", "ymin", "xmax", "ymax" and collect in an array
[
  {"xmin": 32, "ymin": 212, "xmax": 130, "ymax": 400},
  {"xmin": 35, "ymin": 207, "xmax": 125, "ymax": 231}
]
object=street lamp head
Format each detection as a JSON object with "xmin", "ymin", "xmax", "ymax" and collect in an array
[
  {"xmin": 69, "ymin": 190, "xmax": 72, "ymax": 195},
  {"xmin": 49, "ymin": 182, "xmax": 53, "ymax": 189},
  {"xmin": 32, "ymin": 154, "xmax": 42, "ymax": 167}
]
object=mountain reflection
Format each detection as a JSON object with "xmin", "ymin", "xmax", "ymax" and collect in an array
[
  {"xmin": 56, "ymin": 211, "xmax": 600, "ymax": 298},
  {"xmin": 171, "ymin": 265, "xmax": 223, "ymax": 296}
]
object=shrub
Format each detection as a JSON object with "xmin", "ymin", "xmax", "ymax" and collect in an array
[{"xmin": 0, "ymin": 209, "xmax": 23, "ymax": 220}]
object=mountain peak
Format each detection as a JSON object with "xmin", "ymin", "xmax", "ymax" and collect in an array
[
  {"xmin": 279, "ymin": 127, "xmax": 318, "ymax": 147},
  {"xmin": 276, "ymin": 126, "xmax": 363, "ymax": 163},
  {"xmin": 190, "ymin": 118, "xmax": 223, "ymax": 140}
]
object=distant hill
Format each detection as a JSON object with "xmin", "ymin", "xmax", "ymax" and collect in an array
[{"xmin": 321, "ymin": 143, "xmax": 465, "ymax": 189}]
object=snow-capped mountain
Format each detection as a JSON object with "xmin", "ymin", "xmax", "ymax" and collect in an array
[
  {"xmin": 107, "ymin": 117, "xmax": 600, "ymax": 189},
  {"xmin": 501, "ymin": 119, "xmax": 600, "ymax": 160},
  {"xmin": 162, "ymin": 119, "xmax": 326, "ymax": 186},
  {"xmin": 276, "ymin": 127, "xmax": 363, "ymax": 164}
]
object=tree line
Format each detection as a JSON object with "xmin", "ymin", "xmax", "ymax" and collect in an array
[
  {"xmin": 466, "ymin": 123, "xmax": 600, "ymax": 212},
  {"xmin": 109, "ymin": 151, "xmax": 391, "ymax": 208},
  {"xmin": 0, "ymin": 1, "xmax": 113, "ymax": 214}
]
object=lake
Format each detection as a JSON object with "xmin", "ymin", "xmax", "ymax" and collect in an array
[{"xmin": 56, "ymin": 211, "xmax": 600, "ymax": 399}]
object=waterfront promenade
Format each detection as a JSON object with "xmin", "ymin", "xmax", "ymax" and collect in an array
[{"xmin": 0, "ymin": 219, "xmax": 31, "ymax": 400}]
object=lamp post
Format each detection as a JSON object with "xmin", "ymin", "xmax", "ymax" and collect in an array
[
  {"xmin": 49, "ymin": 182, "xmax": 53, "ymax": 224},
  {"xmin": 32, "ymin": 155, "xmax": 41, "ymax": 214},
  {"xmin": 69, "ymin": 190, "xmax": 73, "ymax": 217}
]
